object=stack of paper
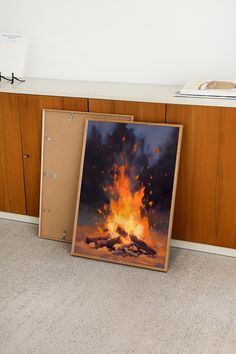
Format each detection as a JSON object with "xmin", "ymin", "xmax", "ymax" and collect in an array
[{"xmin": 176, "ymin": 80, "xmax": 236, "ymax": 99}]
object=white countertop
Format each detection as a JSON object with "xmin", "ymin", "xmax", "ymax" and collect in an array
[{"xmin": 1, "ymin": 77, "xmax": 236, "ymax": 108}]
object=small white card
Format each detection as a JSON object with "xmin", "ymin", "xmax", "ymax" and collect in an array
[{"xmin": 0, "ymin": 33, "xmax": 28, "ymax": 78}]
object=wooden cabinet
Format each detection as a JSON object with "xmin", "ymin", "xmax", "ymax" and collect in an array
[
  {"xmin": 0, "ymin": 94, "xmax": 88, "ymax": 217},
  {"xmin": 18, "ymin": 95, "xmax": 63, "ymax": 216},
  {"xmin": 18, "ymin": 95, "xmax": 88, "ymax": 216},
  {"xmin": 63, "ymin": 97, "xmax": 88, "ymax": 111},
  {"xmin": 89, "ymin": 99, "xmax": 166, "ymax": 122},
  {"xmin": 0, "ymin": 90, "xmax": 236, "ymax": 249},
  {"xmin": 166, "ymin": 104, "xmax": 236, "ymax": 248},
  {"xmin": 216, "ymin": 108, "xmax": 236, "ymax": 248},
  {"xmin": 0, "ymin": 93, "xmax": 26, "ymax": 214}
]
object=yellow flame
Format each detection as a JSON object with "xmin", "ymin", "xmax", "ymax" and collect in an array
[{"xmin": 100, "ymin": 165, "xmax": 150, "ymax": 241}]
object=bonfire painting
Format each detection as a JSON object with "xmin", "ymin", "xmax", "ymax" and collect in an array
[{"xmin": 71, "ymin": 120, "xmax": 182, "ymax": 271}]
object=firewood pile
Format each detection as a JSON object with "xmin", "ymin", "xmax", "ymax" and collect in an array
[{"xmin": 86, "ymin": 226, "xmax": 156, "ymax": 257}]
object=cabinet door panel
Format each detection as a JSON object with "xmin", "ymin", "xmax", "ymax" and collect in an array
[
  {"xmin": 89, "ymin": 99, "xmax": 165, "ymax": 122},
  {"xmin": 0, "ymin": 93, "xmax": 26, "ymax": 214},
  {"xmin": 19, "ymin": 95, "xmax": 88, "ymax": 216},
  {"xmin": 63, "ymin": 97, "xmax": 88, "ymax": 111},
  {"xmin": 217, "ymin": 108, "xmax": 236, "ymax": 248},
  {"xmin": 166, "ymin": 104, "xmax": 222, "ymax": 245},
  {"xmin": 19, "ymin": 95, "xmax": 64, "ymax": 216}
]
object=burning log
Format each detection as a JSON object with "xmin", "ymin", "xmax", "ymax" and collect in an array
[
  {"xmin": 110, "ymin": 236, "xmax": 157, "ymax": 258},
  {"xmin": 107, "ymin": 237, "xmax": 121, "ymax": 248},
  {"xmin": 125, "ymin": 249, "xmax": 139, "ymax": 257},
  {"xmin": 137, "ymin": 248, "xmax": 148, "ymax": 255},
  {"xmin": 95, "ymin": 236, "xmax": 121, "ymax": 250},
  {"xmin": 112, "ymin": 249, "xmax": 125, "ymax": 256},
  {"xmin": 128, "ymin": 245, "xmax": 141, "ymax": 254},
  {"xmin": 119, "ymin": 243, "xmax": 134, "ymax": 249},
  {"xmin": 112, "ymin": 245, "xmax": 139, "ymax": 257},
  {"xmin": 111, "ymin": 243, "xmax": 142, "ymax": 257},
  {"xmin": 95, "ymin": 240, "xmax": 108, "ymax": 248},
  {"xmin": 86, "ymin": 235, "xmax": 109, "ymax": 244},
  {"xmin": 130, "ymin": 235, "xmax": 156, "ymax": 256},
  {"xmin": 116, "ymin": 226, "xmax": 128, "ymax": 238}
]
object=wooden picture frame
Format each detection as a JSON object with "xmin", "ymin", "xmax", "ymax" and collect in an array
[
  {"xmin": 39, "ymin": 110, "xmax": 133, "ymax": 242},
  {"xmin": 71, "ymin": 119, "xmax": 183, "ymax": 272}
]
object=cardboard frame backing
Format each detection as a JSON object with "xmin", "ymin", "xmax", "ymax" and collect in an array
[{"xmin": 39, "ymin": 109, "xmax": 134, "ymax": 242}]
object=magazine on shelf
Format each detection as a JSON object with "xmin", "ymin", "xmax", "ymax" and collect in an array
[{"xmin": 178, "ymin": 80, "xmax": 236, "ymax": 99}]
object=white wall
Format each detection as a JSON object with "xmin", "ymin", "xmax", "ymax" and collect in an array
[{"xmin": 1, "ymin": 0, "xmax": 235, "ymax": 85}]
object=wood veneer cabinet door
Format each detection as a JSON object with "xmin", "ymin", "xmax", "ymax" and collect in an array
[
  {"xmin": 166, "ymin": 104, "xmax": 222, "ymax": 246},
  {"xmin": 18, "ymin": 95, "xmax": 63, "ymax": 216},
  {"xmin": 89, "ymin": 99, "xmax": 165, "ymax": 122},
  {"xmin": 0, "ymin": 93, "xmax": 26, "ymax": 214},
  {"xmin": 216, "ymin": 108, "xmax": 236, "ymax": 248},
  {"xmin": 18, "ymin": 95, "xmax": 88, "ymax": 216},
  {"xmin": 63, "ymin": 97, "xmax": 88, "ymax": 111}
]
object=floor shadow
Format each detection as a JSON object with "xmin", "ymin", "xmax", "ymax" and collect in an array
[{"xmin": 168, "ymin": 246, "xmax": 182, "ymax": 268}]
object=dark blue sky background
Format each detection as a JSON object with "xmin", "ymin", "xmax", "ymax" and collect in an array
[{"xmin": 87, "ymin": 121, "xmax": 176, "ymax": 165}]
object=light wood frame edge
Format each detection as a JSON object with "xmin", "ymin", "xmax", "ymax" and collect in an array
[
  {"xmin": 38, "ymin": 109, "xmax": 46, "ymax": 237},
  {"xmin": 163, "ymin": 125, "xmax": 183, "ymax": 271}
]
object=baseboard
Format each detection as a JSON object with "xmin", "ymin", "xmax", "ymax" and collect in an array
[
  {"xmin": 0, "ymin": 212, "xmax": 235, "ymax": 258},
  {"xmin": 171, "ymin": 239, "xmax": 236, "ymax": 258},
  {"xmin": 0, "ymin": 212, "xmax": 39, "ymax": 224}
]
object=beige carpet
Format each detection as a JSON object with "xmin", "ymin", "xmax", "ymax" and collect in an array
[{"xmin": 0, "ymin": 219, "xmax": 235, "ymax": 354}]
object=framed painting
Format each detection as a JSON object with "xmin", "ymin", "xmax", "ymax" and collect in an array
[{"xmin": 71, "ymin": 119, "xmax": 183, "ymax": 271}]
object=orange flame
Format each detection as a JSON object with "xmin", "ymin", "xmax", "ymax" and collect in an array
[{"xmin": 99, "ymin": 165, "xmax": 150, "ymax": 242}]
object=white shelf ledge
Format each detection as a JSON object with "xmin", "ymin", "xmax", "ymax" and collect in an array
[{"xmin": 1, "ymin": 78, "xmax": 236, "ymax": 108}]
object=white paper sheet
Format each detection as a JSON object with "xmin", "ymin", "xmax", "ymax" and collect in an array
[{"xmin": 0, "ymin": 33, "xmax": 28, "ymax": 78}]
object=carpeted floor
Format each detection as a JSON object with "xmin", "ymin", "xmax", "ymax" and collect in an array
[{"xmin": 0, "ymin": 219, "xmax": 235, "ymax": 354}]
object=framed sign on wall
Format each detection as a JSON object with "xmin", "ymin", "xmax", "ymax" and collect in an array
[{"xmin": 0, "ymin": 33, "xmax": 28, "ymax": 78}]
